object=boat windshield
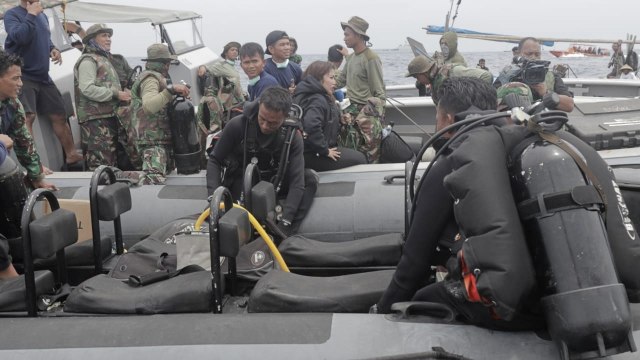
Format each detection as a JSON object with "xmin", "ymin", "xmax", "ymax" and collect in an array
[{"xmin": 161, "ymin": 19, "xmax": 205, "ymax": 55}]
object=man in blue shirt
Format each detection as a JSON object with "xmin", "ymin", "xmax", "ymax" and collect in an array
[
  {"xmin": 4, "ymin": 0, "xmax": 83, "ymax": 168},
  {"xmin": 239, "ymin": 42, "xmax": 278, "ymax": 101},
  {"xmin": 263, "ymin": 31, "xmax": 302, "ymax": 94}
]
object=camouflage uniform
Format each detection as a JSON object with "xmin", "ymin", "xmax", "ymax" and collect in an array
[
  {"xmin": 128, "ymin": 70, "xmax": 174, "ymax": 185},
  {"xmin": 74, "ymin": 49, "xmax": 122, "ymax": 170},
  {"xmin": 338, "ymin": 98, "xmax": 384, "ymax": 163},
  {"xmin": 430, "ymin": 64, "xmax": 493, "ymax": 104},
  {"xmin": 496, "ymin": 82, "xmax": 534, "ymax": 110},
  {"xmin": 110, "ymin": 54, "xmax": 134, "ymax": 90},
  {"xmin": 0, "ymin": 98, "xmax": 44, "ymax": 181},
  {"xmin": 197, "ymin": 59, "xmax": 244, "ymax": 133}
]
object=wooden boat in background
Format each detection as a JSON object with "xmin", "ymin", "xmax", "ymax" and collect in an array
[{"xmin": 550, "ymin": 44, "xmax": 611, "ymax": 58}]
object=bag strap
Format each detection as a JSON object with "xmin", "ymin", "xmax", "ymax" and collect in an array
[
  {"xmin": 127, "ymin": 264, "xmax": 205, "ymax": 287},
  {"xmin": 527, "ymin": 121, "xmax": 608, "ymax": 213},
  {"xmin": 517, "ymin": 185, "xmax": 604, "ymax": 220}
]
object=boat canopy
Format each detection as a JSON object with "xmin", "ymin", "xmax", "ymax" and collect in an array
[
  {"xmin": 57, "ymin": 1, "xmax": 201, "ymax": 25},
  {"xmin": 0, "ymin": 0, "xmax": 77, "ymax": 20}
]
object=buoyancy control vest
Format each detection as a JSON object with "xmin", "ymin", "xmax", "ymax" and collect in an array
[
  {"xmin": 240, "ymin": 115, "xmax": 301, "ymax": 195},
  {"xmin": 508, "ymin": 119, "xmax": 635, "ymax": 359},
  {"xmin": 443, "ymin": 124, "xmax": 536, "ymax": 321}
]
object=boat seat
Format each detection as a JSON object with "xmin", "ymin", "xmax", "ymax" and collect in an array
[
  {"xmin": 15, "ymin": 190, "xmax": 78, "ymax": 316},
  {"xmin": 89, "ymin": 166, "xmax": 133, "ymax": 275},
  {"xmin": 0, "ymin": 271, "xmax": 55, "ymax": 312},
  {"xmin": 63, "ymin": 271, "xmax": 213, "ymax": 314},
  {"xmin": 247, "ymin": 269, "xmax": 395, "ymax": 313},
  {"xmin": 279, "ymin": 233, "xmax": 403, "ymax": 267},
  {"xmin": 249, "ymin": 180, "xmax": 403, "ymax": 273},
  {"xmin": 211, "ymin": 188, "xmax": 395, "ymax": 313}
]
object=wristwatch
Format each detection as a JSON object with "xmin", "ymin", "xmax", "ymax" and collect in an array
[{"xmin": 166, "ymin": 84, "xmax": 176, "ymax": 95}]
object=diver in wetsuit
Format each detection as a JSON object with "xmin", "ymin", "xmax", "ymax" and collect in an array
[
  {"xmin": 206, "ymin": 87, "xmax": 318, "ymax": 235},
  {"xmin": 375, "ymin": 77, "xmax": 640, "ymax": 330},
  {"xmin": 375, "ymin": 77, "xmax": 524, "ymax": 327}
]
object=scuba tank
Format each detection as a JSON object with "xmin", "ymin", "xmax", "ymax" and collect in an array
[
  {"xmin": 169, "ymin": 96, "xmax": 201, "ymax": 174},
  {"xmin": 510, "ymin": 114, "xmax": 636, "ymax": 360},
  {"xmin": 0, "ymin": 156, "xmax": 29, "ymax": 239}
]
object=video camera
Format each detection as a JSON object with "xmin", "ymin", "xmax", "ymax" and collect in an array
[{"xmin": 509, "ymin": 56, "xmax": 551, "ymax": 85}]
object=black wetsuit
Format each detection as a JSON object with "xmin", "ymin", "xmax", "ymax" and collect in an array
[
  {"xmin": 377, "ymin": 151, "xmax": 457, "ymax": 313},
  {"xmin": 206, "ymin": 100, "xmax": 316, "ymax": 225}
]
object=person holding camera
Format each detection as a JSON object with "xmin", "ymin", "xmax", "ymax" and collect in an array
[
  {"xmin": 206, "ymin": 87, "xmax": 318, "ymax": 235},
  {"xmin": 497, "ymin": 37, "xmax": 574, "ymax": 112}
]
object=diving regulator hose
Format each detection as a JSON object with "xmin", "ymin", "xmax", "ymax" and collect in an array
[{"xmin": 195, "ymin": 205, "xmax": 290, "ymax": 272}]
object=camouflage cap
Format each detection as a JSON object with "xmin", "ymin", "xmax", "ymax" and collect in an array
[
  {"xmin": 82, "ymin": 23, "xmax": 113, "ymax": 45},
  {"xmin": 405, "ymin": 55, "xmax": 436, "ymax": 77},
  {"xmin": 496, "ymin": 82, "xmax": 533, "ymax": 110},
  {"xmin": 142, "ymin": 43, "xmax": 179, "ymax": 64},
  {"xmin": 341, "ymin": 16, "xmax": 370, "ymax": 41}
]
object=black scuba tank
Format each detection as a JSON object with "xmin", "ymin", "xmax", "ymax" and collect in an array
[
  {"xmin": 169, "ymin": 96, "xmax": 201, "ymax": 174},
  {"xmin": 511, "ymin": 135, "xmax": 636, "ymax": 360},
  {"xmin": 0, "ymin": 156, "xmax": 29, "ymax": 238}
]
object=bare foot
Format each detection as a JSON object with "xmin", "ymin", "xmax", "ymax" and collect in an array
[
  {"xmin": 66, "ymin": 152, "xmax": 84, "ymax": 165},
  {"xmin": 43, "ymin": 166, "xmax": 53, "ymax": 175}
]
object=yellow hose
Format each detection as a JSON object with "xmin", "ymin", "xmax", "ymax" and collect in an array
[{"xmin": 194, "ymin": 205, "xmax": 290, "ymax": 272}]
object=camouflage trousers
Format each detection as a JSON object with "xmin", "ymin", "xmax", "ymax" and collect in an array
[
  {"xmin": 198, "ymin": 95, "xmax": 225, "ymax": 133},
  {"xmin": 137, "ymin": 144, "xmax": 175, "ymax": 185},
  {"xmin": 117, "ymin": 105, "xmax": 141, "ymax": 170},
  {"xmin": 80, "ymin": 117, "xmax": 118, "ymax": 170},
  {"xmin": 338, "ymin": 98, "xmax": 385, "ymax": 163}
]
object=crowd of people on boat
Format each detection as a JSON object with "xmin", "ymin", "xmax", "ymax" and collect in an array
[
  {"xmin": 2, "ymin": 2, "xmax": 640, "ymax": 342},
  {"xmin": 0, "ymin": 0, "xmax": 575, "ymax": 274}
]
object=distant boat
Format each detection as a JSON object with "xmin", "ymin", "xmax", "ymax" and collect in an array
[
  {"xmin": 392, "ymin": 41, "xmax": 412, "ymax": 52},
  {"xmin": 550, "ymin": 44, "xmax": 611, "ymax": 58}
]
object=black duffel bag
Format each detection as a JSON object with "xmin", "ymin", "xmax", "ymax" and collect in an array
[{"xmin": 380, "ymin": 129, "xmax": 415, "ymax": 163}]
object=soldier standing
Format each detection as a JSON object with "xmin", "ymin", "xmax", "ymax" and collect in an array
[
  {"xmin": 73, "ymin": 24, "xmax": 131, "ymax": 170},
  {"xmin": 336, "ymin": 16, "xmax": 385, "ymax": 163},
  {"xmin": 608, "ymin": 40, "xmax": 626, "ymax": 79},
  {"xmin": 127, "ymin": 44, "xmax": 190, "ymax": 185}
]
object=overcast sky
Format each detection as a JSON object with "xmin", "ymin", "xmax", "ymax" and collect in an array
[{"xmin": 94, "ymin": 0, "xmax": 639, "ymax": 56}]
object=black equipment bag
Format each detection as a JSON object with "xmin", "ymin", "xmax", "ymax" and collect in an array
[{"xmin": 380, "ymin": 130, "xmax": 415, "ymax": 163}]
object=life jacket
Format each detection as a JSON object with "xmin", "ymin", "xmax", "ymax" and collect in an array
[
  {"xmin": 73, "ymin": 52, "xmax": 121, "ymax": 123},
  {"xmin": 241, "ymin": 115, "xmax": 299, "ymax": 192},
  {"xmin": 443, "ymin": 124, "xmax": 536, "ymax": 321}
]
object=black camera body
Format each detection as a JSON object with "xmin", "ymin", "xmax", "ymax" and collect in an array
[{"xmin": 511, "ymin": 56, "xmax": 551, "ymax": 85}]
